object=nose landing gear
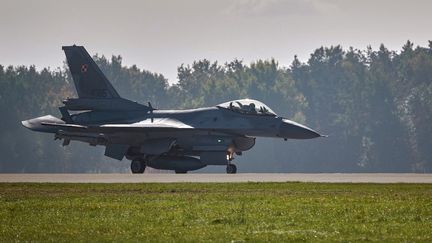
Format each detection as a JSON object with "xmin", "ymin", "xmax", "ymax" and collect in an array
[
  {"xmin": 226, "ymin": 164, "xmax": 237, "ymax": 174},
  {"xmin": 226, "ymin": 150, "xmax": 237, "ymax": 174}
]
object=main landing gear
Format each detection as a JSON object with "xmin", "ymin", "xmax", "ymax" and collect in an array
[
  {"xmin": 130, "ymin": 157, "xmax": 237, "ymax": 174},
  {"xmin": 131, "ymin": 159, "xmax": 146, "ymax": 174},
  {"xmin": 226, "ymin": 164, "xmax": 237, "ymax": 174}
]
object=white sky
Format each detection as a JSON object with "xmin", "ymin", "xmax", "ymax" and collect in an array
[{"xmin": 1, "ymin": 0, "xmax": 431, "ymax": 83}]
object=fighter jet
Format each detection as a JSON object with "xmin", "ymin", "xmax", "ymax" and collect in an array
[{"xmin": 22, "ymin": 45, "xmax": 323, "ymax": 174}]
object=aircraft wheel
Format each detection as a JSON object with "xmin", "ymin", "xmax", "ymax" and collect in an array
[
  {"xmin": 131, "ymin": 159, "xmax": 146, "ymax": 174},
  {"xmin": 226, "ymin": 164, "xmax": 237, "ymax": 174},
  {"xmin": 175, "ymin": 170, "xmax": 187, "ymax": 174}
]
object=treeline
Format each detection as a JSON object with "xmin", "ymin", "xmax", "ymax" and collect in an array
[{"xmin": 1, "ymin": 41, "xmax": 431, "ymax": 172}]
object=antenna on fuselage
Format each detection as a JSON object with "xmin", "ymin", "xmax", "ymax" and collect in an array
[{"xmin": 148, "ymin": 102, "xmax": 154, "ymax": 123}]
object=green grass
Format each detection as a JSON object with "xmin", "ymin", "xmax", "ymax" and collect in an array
[{"xmin": 0, "ymin": 183, "xmax": 431, "ymax": 242}]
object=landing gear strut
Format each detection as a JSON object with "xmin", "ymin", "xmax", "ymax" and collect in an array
[
  {"xmin": 130, "ymin": 159, "xmax": 146, "ymax": 174},
  {"xmin": 226, "ymin": 164, "xmax": 237, "ymax": 174}
]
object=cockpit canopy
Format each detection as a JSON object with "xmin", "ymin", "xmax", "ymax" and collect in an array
[{"xmin": 217, "ymin": 99, "xmax": 277, "ymax": 116}]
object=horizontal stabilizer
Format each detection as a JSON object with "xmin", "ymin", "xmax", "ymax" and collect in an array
[
  {"xmin": 22, "ymin": 115, "xmax": 65, "ymax": 133},
  {"xmin": 41, "ymin": 122, "xmax": 87, "ymax": 130}
]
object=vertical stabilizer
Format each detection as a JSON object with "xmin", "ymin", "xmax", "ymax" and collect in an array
[{"xmin": 62, "ymin": 45, "xmax": 120, "ymax": 99}]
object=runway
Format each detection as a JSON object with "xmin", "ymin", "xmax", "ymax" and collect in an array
[{"xmin": 0, "ymin": 173, "xmax": 432, "ymax": 183}]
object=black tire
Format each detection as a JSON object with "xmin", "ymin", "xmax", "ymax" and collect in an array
[
  {"xmin": 131, "ymin": 159, "xmax": 146, "ymax": 174},
  {"xmin": 175, "ymin": 170, "xmax": 187, "ymax": 174},
  {"xmin": 226, "ymin": 164, "xmax": 237, "ymax": 174}
]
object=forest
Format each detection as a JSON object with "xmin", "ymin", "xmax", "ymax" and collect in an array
[{"xmin": 0, "ymin": 41, "xmax": 431, "ymax": 172}]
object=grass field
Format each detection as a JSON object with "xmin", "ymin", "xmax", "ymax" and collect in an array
[{"xmin": 0, "ymin": 183, "xmax": 431, "ymax": 242}]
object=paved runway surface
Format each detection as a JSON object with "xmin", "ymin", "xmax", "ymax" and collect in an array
[{"xmin": 1, "ymin": 173, "xmax": 432, "ymax": 183}]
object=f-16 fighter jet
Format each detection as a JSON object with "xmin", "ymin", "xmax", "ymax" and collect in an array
[{"xmin": 22, "ymin": 45, "xmax": 324, "ymax": 174}]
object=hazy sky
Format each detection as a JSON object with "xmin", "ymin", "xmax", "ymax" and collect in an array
[{"xmin": 1, "ymin": 0, "xmax": 431, "ymax": 83}]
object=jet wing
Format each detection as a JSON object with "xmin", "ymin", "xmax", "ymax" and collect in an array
[
  {"xmin": 41, "ymin": 118, "xmax": 197, "ymax": 133},
  {"xmin": 102, "ymin": 118, "xmax": 194, "ymax": 129}
]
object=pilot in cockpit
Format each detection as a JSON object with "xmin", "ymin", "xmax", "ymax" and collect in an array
[{"xmin": 249, "ymin": 103, "xmax": 257, "ymax": 114}]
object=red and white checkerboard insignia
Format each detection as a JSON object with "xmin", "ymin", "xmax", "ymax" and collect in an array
[{"xmin": 81, "ymin": 64, "xmax": 88, "ymax": 73}]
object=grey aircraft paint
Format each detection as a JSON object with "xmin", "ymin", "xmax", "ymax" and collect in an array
[{"xmin": 22, "ymin": 45, "xmax": 324, "ymax": 174}]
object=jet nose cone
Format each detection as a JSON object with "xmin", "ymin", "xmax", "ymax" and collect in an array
[{"xmin": 279, "ymin": 119, "xmax": 322, "ymax": 139}]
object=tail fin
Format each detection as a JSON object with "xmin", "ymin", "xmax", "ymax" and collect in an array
[{"xmin": 62, "ymin": 45, "xmax": 120, "ymax": 99}]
